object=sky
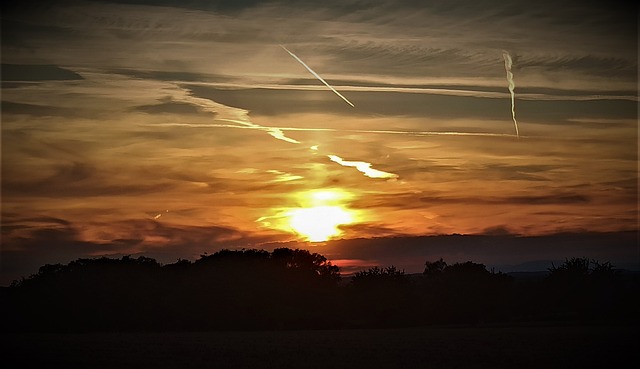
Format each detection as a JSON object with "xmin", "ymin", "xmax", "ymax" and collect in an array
[{"xmin": 1, "ymin": 0, "xmax": 638, "ymax": 284}]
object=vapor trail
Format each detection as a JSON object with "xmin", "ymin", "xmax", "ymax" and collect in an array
[
  {"xmin": 328, "ymin": 155, "xmax": 398, "ymax": 179},
  {"xmin": 150, "ymin": 123, "xmax": 519, "ymax": 138},
  {"xmin": 280, "ymin": 45, "xmax": 355, "ymax": 107},
  {"xmin": 502, "ymin": 50, "xmax": 519, "ymax": 138},
  {"xmin": 217, "ymin": 118, "xmax": 301, "ymax": 144}
]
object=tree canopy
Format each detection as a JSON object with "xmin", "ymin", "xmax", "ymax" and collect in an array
[{"xmin": 2, "ymin": 250, "xmax": 637, "ymax": 332}]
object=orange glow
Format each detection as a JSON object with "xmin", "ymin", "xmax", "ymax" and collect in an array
[
  {"xmin": 287, "ymin": 205, "xmax": 353, "ymax": 242},
  {"xmin": 258, "ymin": 189, "xmax": 359, "ymax": 242}
]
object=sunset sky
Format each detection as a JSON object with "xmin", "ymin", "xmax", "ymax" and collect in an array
[{"xmin": 1, "ymin": 0, "xmax": 637, "ymax": 284}]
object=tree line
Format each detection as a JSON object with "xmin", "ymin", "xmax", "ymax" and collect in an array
[{"xmin": 2, "ymin": 248, "xmax": 638, "ymax": 332}]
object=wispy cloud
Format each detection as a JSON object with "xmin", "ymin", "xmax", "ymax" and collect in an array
[{"xmin": 153, "ymin": 83, "xmax": 303, "ymax": 144}]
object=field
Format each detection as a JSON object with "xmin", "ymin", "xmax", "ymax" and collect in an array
[{"xmin": 2, "ymin": 324, "xmax": 637, "ymax": 368}]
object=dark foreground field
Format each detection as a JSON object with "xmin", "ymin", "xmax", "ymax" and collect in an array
[{"xmin": 2, "ymin": 324, "xmax": 637, "ymax": 369}]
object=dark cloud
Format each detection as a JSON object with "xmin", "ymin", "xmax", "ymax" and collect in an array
[
  {"xmin": 517, "ymin": 99, "xmax": 638, "ymax": 123},
  {"xmin": 1, "ymin": 226, "xmax": 125, "ymax": 285},
  {"xmin": 184, "ymin": 85, "xmax": 638, "ymax": 124},
  {"xmin": 420, "ymin": 193, "xmax": 591, "ymax": 206},
  {"xmin": 329, "ymin": 45, "xmax": 500, "ymax": 78},
  {"xmin": 2, "ymin": 82, "xmax": 33, "ymax": 89},
  {"xmin": 341, "ymin": 222, "xmax": 406, "ymax": 238},
  {"xmin": 316, "ymin": 231, "xmax": 639, "ymax": 274},
  {"xmin": 1, "ymin": 216, "xmax": 71, "ymax": 235},
  {"xmin": 508, "ymin": 194, "xmax": 590, "ymax": 205},
  {"xmin": 517, "ymin": 55, "xmax": 637, "ymax": 78},
  {"xmin": 0, "ymin": 217, "xmax": 270, "ymax": 285},
  {"xmin": 113, "ymin": 69, "xmax": 225, "ymax": 83},
  {"xmin": 184, "ymin": 84, "xmax": 513, "ymax": 120},
  {"xmin": 2, "ymin": 216, "xmax": 71, "ymax": 227},
  {"xmin": 600, "ymin": 178, "xmax": 637, "ymax": 191},
  {"xmin": 482, "ymin": 225, "xmax": 514, "ymax": 236},
  {"xmin": 118, "ymin": 219, "xmax": 246, "ymax": 247},
  {"xmin": 1, "ymin": 101, "xmax": 81, "ymax": 117},
  {"xmin": 133, "ymin": 101, "xmax": 206, "ymax": 115},
  {"xmin": 355, "ymin": 190, "xmax": 591, "ymax": 210},
  {"xmin": 531, "ymin": 118, "xmax": 636, "ymax": 130},
  {"xmin": 1, "ymin": 64, "xmax": 83, "ymax": 81},
  {"xmin": 92, "ymin": 0, "xmax": 272, "ymax": 13},
  {"xmin": 2, "ymin": 210, "xmax": 637, "ymax": 285},
  {"xmin": 2, "ymin": 162, "xmax": 175, "ymax": 198},
  {"xmin": 0, "ymin": 17, "xmax": 82, "ymax": 50},
  {"xmin": 475, "ymin": 163, "xmax": 560, "ymax": 182}
]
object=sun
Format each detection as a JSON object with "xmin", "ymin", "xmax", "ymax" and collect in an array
[
  {"xmin": 257, "ymin": 189, "xmax": 360, "ymax": 242},
  {"xmin": 287, "ymin": 205, "xmax": 353, "ymax": 242}
]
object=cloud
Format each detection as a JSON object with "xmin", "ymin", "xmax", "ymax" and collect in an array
[
  {"xmin": 112, "ymin": 68, "xmax": 224, "ymax": 83},
  {"xmin": 417, "ymin": 193, "xmax": 591, "ymax": 206},
  {"xmin": 184, "ymin": 84, "xmax": 511, "ymax": 120},
  {"xmin": 0, "ymin": 216, "xmax": 275, "ymax": 285},
  {"xmin": 0, "ymin": 101, "xmax": 82, "ymax": 117},
  {"xmin": 507, "ymin": 194, "xmax": 590, "ymax": 205},
  {"xmin": 315, "ymin": 231, "xmax": 639, "ymax": 274},
  {"xmin": 1, "ymin": 224, "xmax": 128, "ymax": 285},
  {"xmin": 90, "ymin": 0, "xmax": 272, "ymax": 14},
  {"xmin": 517, "ymin": 55, "xmax": 637, "ymax": 78},
  {"xmin": 2, "ymin": 162, "xmax": 175, "ymax": 198},
  {"xmin": 183, "ymin": 84, "xmax": 638, "ymax": 125},
  {"xmin": 340, "ymin": 222, "xmax": 406, "ymax": 239},
  {"xmin": 1, "ymin": 64, "xmax": 83, "ymax": 81},
  {"xmin": 3, "ymin": 223, "xmax": 637, "ymax": 286},
  {"xmin": 133, "ymin": 100, "xmax": 206, "ymax": 115},
  {"xmin": 0, "ymin": 215, "xmax": 72, "ymax": 235},
  {"xmin": 4, "ymin": 0, "xmax": 635, "ymax": 91},
  {"xmin": 353, "ymin": 190, "xmax": 591, "ymax": 209}
]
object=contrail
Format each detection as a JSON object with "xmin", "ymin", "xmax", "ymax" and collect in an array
[
  {"xmin": 217, "ymin": 118, "xmax": 301, "ymax": 144},
  {"xmin": 328, "ymin": 155, "xmax": 398, "ymax": 179},
  {"xmin": 150, "ymin": 123, "xmax": 519, "ymax": 138},
  {"xmin": 502, "ymin": 50, "xmax": 519, "ymax": 138},
  {"xmin": 280, "ymin": 45, "xmax": 355, "ymax": 107},
  {"xmin": 181, "ymin": 81, "xmax": 640, "ymax": 102}
]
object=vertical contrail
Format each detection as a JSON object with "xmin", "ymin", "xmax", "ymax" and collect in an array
[
  {"xmin": 502, "ymin": 50, "xmax": 519, "ymax": 138},
  {"xmin": 280, "ymin": 45, "xmax": 355, "ymax": 107}
]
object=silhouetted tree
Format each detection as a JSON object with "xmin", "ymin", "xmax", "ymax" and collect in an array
[
  {"xmin": 548, "ymin": 257, "xmax": 591, "ymax": 280},
  {"xmin": 348, "ymin": 266, "xmax": 417, "ymax": 327},
  {"xmin": 161, "ymin": 248, "xmax": 342, "ymax": 330},
  {"xmin": 7, "ymin": 256, "xmax": 163, "ymax": 331},
  {"xmin": 544, "ymin": 258, "xmax": 630, "ymax": 320},
  {"xmin": 423, "ymin": 258, "xmax": 447, "ymax": 277},
  {"xmin": 420, "ymin": 261, "xmax": 513, "ymax": 324},
  {"xmin": 351, "ymin": 266, "xmax": 405, "ymax": 286},
  {"xmin": 4, "ymin": 251, "xmax": 637, "ymax": 332}
]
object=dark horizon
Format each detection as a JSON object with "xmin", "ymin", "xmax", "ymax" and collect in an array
[
  {"xmin": 4, "ymin": 247, "xmax": 639, "ymax": 333},
  {"xmin": 2, "ymin": 229, "xmax": 637, "ymax": 287}
]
